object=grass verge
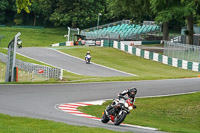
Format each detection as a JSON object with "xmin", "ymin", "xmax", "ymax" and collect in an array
[
  {"xmin": 78, "ymin": 92, "xmax": 200, "ymax": 133},
  {"xmin": 0, "ymin": 113, "xmax": 130, "ymax": 133},
  {"xmin": 0, "ymin": 27, "xmax": 67, "ymax": 47},
  {"xmin": 58, "ymin": 46, "xmax": 200, "ymax": 79}
]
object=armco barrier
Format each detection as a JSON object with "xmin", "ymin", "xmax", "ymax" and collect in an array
[{"xmin": 112, "ymin": 41, "xmax": 200, "ymax": 72}]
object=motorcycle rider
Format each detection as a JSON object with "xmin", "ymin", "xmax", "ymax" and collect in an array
[
  {"xmin": 105, "ymin": 87, "xmax": 137, "ymax": 114},
  {"xmin": 85, "ymin": 51, "xmax": 91, "ymax": 60},
  {"xmin": 85, "ymin": 51, "xmax": 91, "ymax": 56}
]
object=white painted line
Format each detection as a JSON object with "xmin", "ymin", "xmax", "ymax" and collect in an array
[
  {"xmin": 16, "ymin": 50, "xmax": 83, "ymax": 76},
  {"xmin": 121, "ymin": 123, "xmax": 158, "ymax": 131},
  {"xmin": 137, "ymin": 91, "xmax": 200, "ymax": 98},
  {"xmin": 49, "ymin": 48, "xmax": 137, "ymax": 76},
  {"xmin": 55, "ymin": 100, "xmax": 158, "ymax": 131}
]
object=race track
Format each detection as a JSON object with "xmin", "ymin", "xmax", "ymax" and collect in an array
[
  {"xmin": 16, "ymin": 47, "xmax": 135, "ymax": 77},
  {"xmin": 0, "ymin": 79, "xmax": 199, "ymax": 133}
]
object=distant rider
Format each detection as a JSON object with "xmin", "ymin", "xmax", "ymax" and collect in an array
[
  {"xmin": 85, "ymin": 51, "xmax": 91, "ymax": 59},
  {"xmin": 106, "ymin": 87, "xmax": 137, "ymax": 113},
  {"xmin": 85, "ymin": 51, "xmax": 91, "ymax": 56}
]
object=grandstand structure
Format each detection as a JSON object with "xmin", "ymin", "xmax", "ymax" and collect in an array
[{"xmin": 80, "ymin": 20, "xmax": 160, "ymax": 40}]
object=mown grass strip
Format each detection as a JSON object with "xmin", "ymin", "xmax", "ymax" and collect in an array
[
  {"xmin": 0, "ymin": 113, "xmax": 130, "ymax": 133},
  {"xmin": 78, "ymin": 92, "xmax": 200, "ymax": 133},
  {"xmin": 0, "ymin": 27, "xmax": 67, "ymax": 47},
  {"xmin": 58, "ymin": 46, "xmax": 200, "ymax": 79}
]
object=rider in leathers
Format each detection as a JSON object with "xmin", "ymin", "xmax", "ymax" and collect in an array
[
  {"xmin": 105, "ymin": 87, "xmax": 137, "ymax": 114},
  {"xmin": 85, "ymin": 51, "xmax": 91, "ymax": 60}
]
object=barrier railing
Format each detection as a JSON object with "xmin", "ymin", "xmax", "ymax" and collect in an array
[
  {"xmin": 0, "ymin": 52, "xmax": 63, "ymax": 81},
  {"xmin": 163, "ymin": 41, "xmax": 200, "ymax": 63},
  {"xmin": 111, "ymin": 41, "xmax": 200, "ymax": 72}
]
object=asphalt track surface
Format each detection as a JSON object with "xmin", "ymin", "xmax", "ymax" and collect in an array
[
  {"xmin": 0, "ymin": 79, "xmax": 200, "ymax": 133},
  {"xmin": 16, "ymin": 47, "xmax": 134, "ymax": 77}
]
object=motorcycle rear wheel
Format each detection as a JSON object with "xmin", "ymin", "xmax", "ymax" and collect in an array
[{"xmin": 114, "ymin": 112, "xmax": 127, "ymax": 125}]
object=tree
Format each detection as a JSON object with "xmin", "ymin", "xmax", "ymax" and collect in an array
[
  {"xmin": 107, "ymin": 0, "xmax": 152, "ymax": 23},
  {"xmin": 106, "ymin": 0, "xmax": 131, "ymax": 20},
  {"xmin": 38, "ymin": 0, "xmax": 56, "ymax": 25},
  {"xmin": 179, "ymin": 0, "xmax": 200, "ymax": 44},
  {"xmin": 0, "ymin": 0, "xmax": 9, "ymax": 23},
  {"xmin": 49, "ymin": 0, "xmax": 106, "ymax": 28},
  {"xmin": 16, "ymin": 0, "xmax": 32, "ymax": 13},
  {"xmin": 30, "ymin": 0, "xmax": 41, "ymax": 26},
  {"xmin": 150, "ymin": 0, "xmax": 181, "ymax": 40}
]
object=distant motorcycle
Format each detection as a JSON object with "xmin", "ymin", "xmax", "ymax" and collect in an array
[
  {"xmin": 101, "ymin": 97, "xmax": 133, "ymax": 125},
  {"xmin": 85, "ymin": 54, "xmax": 91, "ymax": 64}
]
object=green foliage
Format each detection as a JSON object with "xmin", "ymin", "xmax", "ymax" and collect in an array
[
  {"xmin": 150, "ymin": 0, "xmax": 180, "ymax": 23},
  {"xmin": 0, "ymin": 0, "xmax": 197, "ymax": 30},
  {"xmin": 49, "ymin": 0, "xmax": 106, "ymax": 28},
  {"xmin": 16, "ymin": 0, "xmax": 32, "ymax": 13},
  {"xmin": 14, "ymin": 13, "xmax": 23, "ymax": 25},
  {"xmin": 107, "ymin": 0, "xmax": 152, "ymax": 23},
  {"xmin": 0, "ymin": 0, "xmax": 11, "ymax": 23},
  {"xmin": 106, "ymin": 0, "xmax": 130, "ymax": 20},
  {"xmin": 0, "ymin": 0, "xmax": 9, "ymax": 10},
  {"xmin": 14, "ymin": 18, "xmax": 23, "ymax": 25}
]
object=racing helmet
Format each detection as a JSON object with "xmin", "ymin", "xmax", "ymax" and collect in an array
[
  {"xmin": 128, "ymin": 87, "xmax": 137, "ymax": 98},
  {"xmin": 87, "ymin": 51, "xmax": 90, "ymax": 54}
]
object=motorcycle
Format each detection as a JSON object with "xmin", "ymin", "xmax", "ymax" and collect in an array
[
  {"xmin": 101, "ymin": 97, "xmax": 134, "ymax": 125},
  {"xmin": 85, "ymin": 54, "xmax": 91, "ymax": 64}
]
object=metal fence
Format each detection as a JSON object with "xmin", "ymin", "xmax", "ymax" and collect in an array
[
  {"xmin": 0, "ymin": 52, "xmax": 63, "ymax": 81},
  {"xmin": 163, "ymin": 41, "xmax": 200, "ymax": 63}
]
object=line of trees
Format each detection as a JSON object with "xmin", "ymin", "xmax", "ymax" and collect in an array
[{"xmin": 1, "ymin": 0, "xmax": 200, "ymax": 44}]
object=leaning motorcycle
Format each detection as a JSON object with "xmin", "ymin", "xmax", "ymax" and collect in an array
[
  {"xmin": 101, "ymin": 97, "xmax": 133, "ymax": 125},
  {"xmin": 85, "ymin": 55, "xmax": 91, "ymax": 64}
]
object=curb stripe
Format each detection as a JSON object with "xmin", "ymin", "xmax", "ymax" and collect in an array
[{"xmin": 56, "ymin": 100, "xmax": 158, "ymax": 131}]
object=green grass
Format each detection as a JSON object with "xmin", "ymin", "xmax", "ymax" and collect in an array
[
  {"xmin": 0, "ymin": 113, "xmax": 130, "ymax": 133},
  {"xmin": 0, "ymin": 27, "xmax": 67, "ymax": 47},
  {"xmin": 0, "ymin": 61, "xmax": 56, "ymax": 83},
  {"xmin": 1, "ymin": 46, "xmax": 200, "ymax": 83},
  {"xmin": 58, "ymin": 46, "xmax": 200, "ymax": 80},
  {"xmin": 0, "ymin": 62, "xmax": 6, "ymax": 82},
  {"xmin": 78, "ymin": 92, "xmax": 200, "ymax": 133}
]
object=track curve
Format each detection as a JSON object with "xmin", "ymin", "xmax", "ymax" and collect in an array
[
  {"xmin": 16, "ymin": 47, "xmax": 135, "ymax": 77},
  {"xmin": 0, "ymin": 78, "xmax": 199, "ymax": 133}
]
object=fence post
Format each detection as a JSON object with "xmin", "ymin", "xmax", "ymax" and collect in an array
[
  {"xmin": 47, "ymin": 67, "xmax": 49, "ymax": 81},
  {"xmin": 1, "ymin": 68, "xmax": 3, "ymax": 82},
  {"xmin": 59, "ymin": 69, "xmax": 63, "ymax": 80},
  {"xmin": 31, "ymin": 71, "xmax": 34, "ymax": 82}
]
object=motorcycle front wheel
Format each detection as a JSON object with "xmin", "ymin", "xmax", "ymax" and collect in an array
[
  {"xmin": 114, "ymin": 111, "xmax": 127, "ymax": 125},
  {"xmin": 101, "ymin": 111, "xmax": 109, "ymax": 123}
]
